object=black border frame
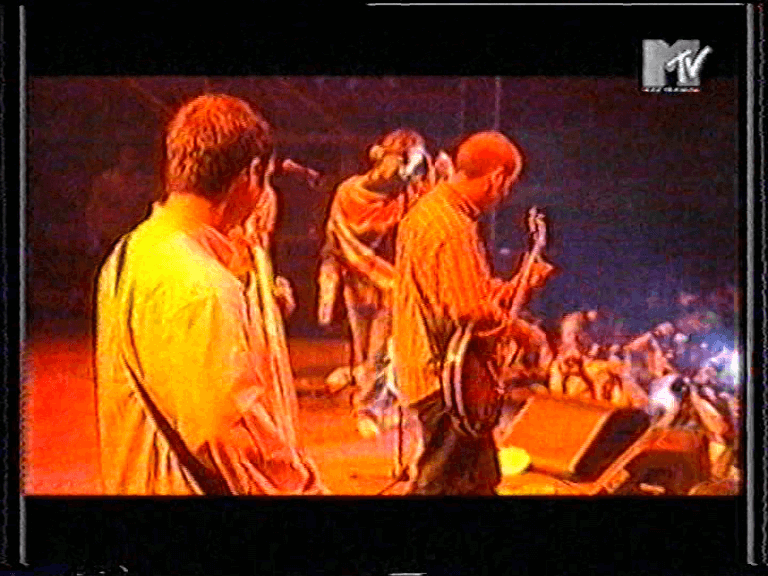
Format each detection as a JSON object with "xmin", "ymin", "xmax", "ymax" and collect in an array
[{"xmin": 5, "ymin": 3, "xmax": 764, "ymax": 575}]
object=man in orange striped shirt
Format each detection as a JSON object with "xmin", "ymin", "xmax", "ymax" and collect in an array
[{"xmin": 393, "ymin": 131, "xmax": 553, "ymax": 495}]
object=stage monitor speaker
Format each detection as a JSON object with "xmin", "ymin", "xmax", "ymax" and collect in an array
[{"xmin": 497, "ymin": 394, "xmax": 650, "ymax": 481}]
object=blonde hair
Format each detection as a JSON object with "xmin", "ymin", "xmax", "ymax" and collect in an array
[{"xmin": 165, "ymin": 94, "xmax": 273, "ymax": 199}]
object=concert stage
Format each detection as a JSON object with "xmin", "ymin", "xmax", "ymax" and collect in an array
[{"xmin": 22, "ymin": 316, "xmax": 726, "ymax": 497}]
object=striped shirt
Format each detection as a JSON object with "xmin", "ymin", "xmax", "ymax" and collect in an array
[{"xmin": 392, "ymin": 182, "xmax": 507, "ymax": 404}]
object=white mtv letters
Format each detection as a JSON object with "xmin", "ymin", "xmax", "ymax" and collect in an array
[{"xmin": 643, "ymin": 40, "xmax": 713, "ymax": 88}]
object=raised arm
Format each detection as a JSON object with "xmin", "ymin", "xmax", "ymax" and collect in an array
[{"xmin": 336, "ymin": 177, "xmax": 406, "ymax": 237}]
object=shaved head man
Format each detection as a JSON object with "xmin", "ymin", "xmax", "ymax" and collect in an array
[{"xmin": 393, "ymin": 131, "xmax": 553, "ymax": 495}]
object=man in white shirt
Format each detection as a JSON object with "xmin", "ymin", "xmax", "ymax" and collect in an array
[{"xmin": 95, "ymin": 93, "xmax": 324, "ymax": 495}]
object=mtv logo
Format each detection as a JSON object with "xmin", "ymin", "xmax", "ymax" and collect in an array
[{"xmin": 642, "ymin": 40, "xmax": 713, "ymax": 90}]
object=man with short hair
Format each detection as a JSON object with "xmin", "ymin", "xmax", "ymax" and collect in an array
[
  {"xmin": 393, "ymin": 131, "xmax": 553, "ymax": 495},
  {"xmin": 95, "ymin": 94, "xmax": 324, "ymax": 495}
]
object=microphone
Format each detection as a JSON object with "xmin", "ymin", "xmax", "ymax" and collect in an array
[{"xmin": 278, "ymin": 158, "xmax": 322, "ymax": 187}]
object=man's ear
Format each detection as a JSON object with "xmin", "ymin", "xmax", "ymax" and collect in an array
[{"xmin": 487, "ymin": 166, "xmax": 507, "ymax": 190}]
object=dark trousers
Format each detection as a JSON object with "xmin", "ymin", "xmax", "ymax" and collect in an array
[{"xmin": 406, "ymin": 392, "xmax": 501, "ymax": 496}]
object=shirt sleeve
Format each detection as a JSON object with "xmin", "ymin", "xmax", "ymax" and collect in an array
[{"xmin": 338, "ymin": 179, "xmax": 405, "ymax": 237}]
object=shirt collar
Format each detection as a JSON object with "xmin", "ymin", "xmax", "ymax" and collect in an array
[
  {"xmin": 440, "ymin": 183, "xmax": 483, "ymax": 220},
  {"xmin": 151, "ymin": 201, "xmax": 254, "ymax": 279},
  {"xmin": 151, "ymin": 198, "xmax": 216, "ymax": 232}
]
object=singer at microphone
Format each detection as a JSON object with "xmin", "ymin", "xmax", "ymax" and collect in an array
[{"xmin": 317, "ymin": 129, "xmax": 428, "ymax": 439}]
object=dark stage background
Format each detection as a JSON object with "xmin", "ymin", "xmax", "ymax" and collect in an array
[{"xmin": 26, "ymin": 75, "xmax": 740, "ymax": 337}]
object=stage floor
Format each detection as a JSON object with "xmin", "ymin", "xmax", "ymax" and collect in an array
[
  {"xmin": 22, "ymin": 317, "xmax": 426, "ymax": 496},
  {"xmin": 21, "ymin": 317, "xmax": 618, "ymax": 496}
]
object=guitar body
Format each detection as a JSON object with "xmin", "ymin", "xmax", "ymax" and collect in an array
[{"xmin": 442, "ymin": 323, "xmax": 503, "ymax": 437}]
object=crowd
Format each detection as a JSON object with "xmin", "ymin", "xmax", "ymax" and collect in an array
[{"xmin": 460, "ymin": 287, "xmax": 742, "ymax": 490}]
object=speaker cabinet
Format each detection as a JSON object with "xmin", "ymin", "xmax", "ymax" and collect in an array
[{"xmin": 497, "ymin": 393, "xmax": 650, "ymax": 481}]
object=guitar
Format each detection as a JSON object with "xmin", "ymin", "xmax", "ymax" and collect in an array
[{"xmin": 441, "ymin": 207, "xmax": 549, "ymax": 438}]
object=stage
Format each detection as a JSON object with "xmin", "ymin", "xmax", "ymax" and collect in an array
[
  {"xmin": 22, "ymin": 317, "xmax": 427, "ymax": 496},
  {"xmin": 23, "ymin": 315, "xmax": 732, "ymax": 497}
]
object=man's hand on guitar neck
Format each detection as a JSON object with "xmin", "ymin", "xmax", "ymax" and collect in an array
[{"xmin": 492, "ymin": 256, "xmax": 557, "ymax": 310}]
